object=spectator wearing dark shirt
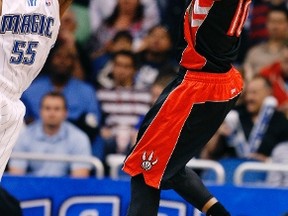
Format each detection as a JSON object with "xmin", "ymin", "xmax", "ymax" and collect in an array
[
  {"xmin": 22, "ymin": 42, "xmax": 101, "ymax": 143},
  {"xmin": 201, "ymin": 76, "xmax": 288, "ymax": 161}
]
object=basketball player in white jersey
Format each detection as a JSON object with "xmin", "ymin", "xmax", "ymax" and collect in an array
[{"xmin": 0, "ymin": 0, "xmax": 73, "ymax": 179}]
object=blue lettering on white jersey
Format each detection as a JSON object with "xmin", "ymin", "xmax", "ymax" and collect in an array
[
  {"xmin": 0, "ymin": 14, "xmax": 54, "ymax": 38},
  {"xmin": 28, "ymin": 0, "xmax": 37, "ymax": 7}
]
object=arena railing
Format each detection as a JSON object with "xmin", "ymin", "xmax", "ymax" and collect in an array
[
  {"xmin": 10, "ymin": 152, "xmax": 105, "ymax": 178},
  {"xmin": 186, "ymin": 158, "xmax": 225, "ymax": 185},
  {"xmin": 106, "ymin": 154, "xmax": 225, "ymax": 184},
  {"xmin": 106, "ymin": 154, "xmax": 126, "ymax": 179},
  {"xmin": 234, "ymin": 161, "xmax": 288, "ymax": 186}
]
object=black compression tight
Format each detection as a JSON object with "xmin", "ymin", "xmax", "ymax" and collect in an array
[
  {"xmin": 126, "ymin": 174, "xmax": 160, "ymax": 216},
  {"xmin": 126, "ymin": 167, "xmax": 214, "ymax": 216},
  {"xmin": 162, "ymin": 166, "xmax": 213, "ymax": 211}
]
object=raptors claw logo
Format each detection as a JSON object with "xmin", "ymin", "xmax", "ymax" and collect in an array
[{"xmin": 141, "ymin": 151, "xmax": 158, "ymax": 171}]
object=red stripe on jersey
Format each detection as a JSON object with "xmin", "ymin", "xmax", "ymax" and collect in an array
[
  {"xmin": 193, "ymin": 13, "xmax": 207, "ymax": 20},
  {"xmin": 122, "ymin": 67, "xmax": 243, "ymax": 188},
  {"xmin": 199, "ymin": 0, "xmax": 214, "ymax": 7},
  {"xmin": 180, "ymin": 11, "xmax": 207, "ymax": 69},
  {"xmin": 236, "ymin": 0, "xmax": 252, "ymax": 36},
  {"xmin": 227, "ymin": 0, "xmax": 252, "ymax": 37},
  {"xmin": 180, "ymin": 0, "xmax": 214, "ymax": 70},
  {"xmin": 227, "ymin": 0, "xmax": 244, "ymax": 36}
]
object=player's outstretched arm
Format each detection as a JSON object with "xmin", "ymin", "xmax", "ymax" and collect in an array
[{"xmin": 59, "ymin": 0, "xmax": 73, "ymax": 17}]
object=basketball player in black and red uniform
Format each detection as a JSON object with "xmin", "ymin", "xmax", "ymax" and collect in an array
[{"xmin": 122, "ymin": 0, "xmax": 252, "ymax": 215}]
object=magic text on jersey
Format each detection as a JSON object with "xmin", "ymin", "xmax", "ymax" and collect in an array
[{"xmin": 0, "ymin": 13, "xmax": 54, "ymax": 38}]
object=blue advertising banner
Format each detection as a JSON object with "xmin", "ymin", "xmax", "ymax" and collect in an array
[{"xmin": 1, "ymin": 176, "xmax": 288, "ymax": 216}]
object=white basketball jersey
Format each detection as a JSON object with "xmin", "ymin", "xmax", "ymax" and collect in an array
[{"xmin": 0, "ymin": 0, "xmax": 60, "ymax": 98}]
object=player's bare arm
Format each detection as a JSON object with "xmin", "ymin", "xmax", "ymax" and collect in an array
[{"xmin": 59, "ymin": 0, "xmax": 73, "ymax": 17}]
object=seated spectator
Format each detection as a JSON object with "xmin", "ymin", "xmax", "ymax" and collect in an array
[
  {"xmin": 92, "ymin": 25, "xmax": 177, "ymax": 90},
  {"xmin": 21, "ymin": 42, "xmax": 101, "ymax": 142},
  {"xmin": 261, "ymin": 41, "xmax": 288, "ymax": 117},
  {"xmin": 270, "ymin": 0, "xmax": 288, "ymax": 8},
  {"xmin": 249, "ymin": 0, "xmax": 269, "ymax": 44},
  {"xmin": 135, "ymin": 24, "xmax": 178, "ymax": 89},
  {"xmin": 91, "ymin": 30, "xmax": 133, "ymax": 88},
  {"xmin": 243, "ymin": 5, "xmax": 288, "ymax": 82},
  {"xmin": 235, "ymin": 0, "xmax": 269, "ymax": 64},
  {"xmin": 97, "ymin": 51, "xmax": 151, "ymax": 158},
  {"xmin": 9, "ymin": 92, "xmax": 92, "ymax": 177},
  {"xmin": 90, "ymin": 0, "xmax": 150, "ymax": 52},
  {"xmin": 266, "ymin": 141, "xmax": 288, "ymax": 187},
  {"xmin": 201, "ymin": 76, "xmax": 288, "ymax": 161},
  {"xmin": 131, "ymin": 74, "xmax": 175, "ymax": 145},
  {"xmin": 246, "ymin": 0, "xmax": 288, "ymax": 47},
  {"xmin": 157, "ymin": 0, "xmax": 188, "ymax": 55},
  {"xmin": 89, "ymin": 0, "xmax": 159, "ymax": 37},
  {"xmin": 58, "ymin": 7, "xmax": 90, "ymax": 80},
  {"xmin": 150, "ymin": 75, "xmax": 174, "ymax": 104}
]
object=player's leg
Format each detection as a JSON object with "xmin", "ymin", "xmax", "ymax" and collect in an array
[
  {"xmin": 126, "ymin": 174, "xmax": 160, "ymax": 216},
  {"xmin": 158, "ymin": 86, "xmax": 240, "ymax": 215},
  {"xmin": 162, "ymin": 167, "xmax": 230, "ymax": 216},
  {"xmin": 0, "ymin": 98, "xmax": 25, "ymax": 180}
]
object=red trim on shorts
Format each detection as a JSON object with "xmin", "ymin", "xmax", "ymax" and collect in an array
[{"xmin": 122, "ymin": 67, "xmax": 243, "ymax": 188}]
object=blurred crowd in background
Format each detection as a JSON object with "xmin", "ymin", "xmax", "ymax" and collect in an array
[{"xmin": 5, "ymin": 0, "xmax": 288, "ymax": 187}]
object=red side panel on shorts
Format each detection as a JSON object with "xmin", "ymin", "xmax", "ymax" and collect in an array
[{"xmin": 122, "ymin": 67, "xmax": 243, "ymax": 188}]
